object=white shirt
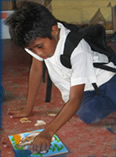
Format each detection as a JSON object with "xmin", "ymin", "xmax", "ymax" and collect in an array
[{"xmin": 25, "ymin": 22, "xmax": 116, "ymax": 102}]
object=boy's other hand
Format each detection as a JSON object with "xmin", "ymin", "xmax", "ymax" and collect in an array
[
  {"xmin": 29, "ymin": 130, "xmax": 52, "ymax": 154},
  {"xmin": 8, "ymin": 108, "xmax": 31, "ymax": 118}
]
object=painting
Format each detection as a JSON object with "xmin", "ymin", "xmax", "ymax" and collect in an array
[{"xmin": 8, "ymin": 129, "xmax": 69, "ymax": 157}]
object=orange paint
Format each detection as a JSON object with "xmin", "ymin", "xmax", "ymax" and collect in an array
[{"xmin": 13, "ymin": 134, "xmax": 22, "ymax": 144}]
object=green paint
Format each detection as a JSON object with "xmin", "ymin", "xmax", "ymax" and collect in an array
[
  {"xmin": 32, "ymin": 153, "xmax": 43, "ymax": 157},
  {"xmin": 11, "ymin": 137, "xmax": 15, "ymax": 142},
  {"xmin": 54, "ymin": 143, "xmax": 64, "ymax": 151},
  {"xmin": 49, "ymin": 146, "xmax": 55, "ymax": 152},
  {"xmin": 54, "ymin": 135, "xmax": 60, "ymax": 143}
]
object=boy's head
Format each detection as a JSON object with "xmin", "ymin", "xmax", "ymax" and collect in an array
[{"xmin": 5, "ymin": 1, "xmax": 57, "ymax": 48}]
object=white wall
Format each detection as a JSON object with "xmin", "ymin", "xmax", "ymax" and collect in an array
[{"xmin": 1, "ymin": 10, "xmax": 14, "ymax": 39}]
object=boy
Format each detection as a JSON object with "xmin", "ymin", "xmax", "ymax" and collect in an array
[{"xmin": 6, "ymin": 1, "xmax": 116, "ymax": 154}]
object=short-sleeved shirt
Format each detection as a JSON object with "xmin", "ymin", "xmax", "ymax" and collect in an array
[{"xmin": 25, "ymin": 22, "xmax": 116, "ymax": 102}]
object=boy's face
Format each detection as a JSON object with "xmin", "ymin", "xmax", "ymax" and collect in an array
[{"xmin": 26, "ymin": 25, "xmax": 59, "ymax": 60}]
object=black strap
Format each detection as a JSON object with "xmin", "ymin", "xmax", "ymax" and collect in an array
[
  {"xmin": 42, "ymin": 62, "xmax": 47, "ymax": 83},
  {"xmin": 45, "ymin": 74, "xmax": 52, "ymax": 102},
  {"xmin": 91, "ymin": 63, "xmax": 116, "ymax": 95},
  {"xmin": 60, "ymin": 31, "xmax": 83, "ymax": 68},
  {"xmin": 92, "ymin": 83, "xmax": 100, "ymax": 95},
  {"xmin": 93, "ymin": 63, "xmax": 116, "ymax": 72},
  {"xmin": 42, "ymin": 62, "xmax": 52, "ymax": 102}
]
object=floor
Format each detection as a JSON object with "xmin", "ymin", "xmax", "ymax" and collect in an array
[{"xmin": 0, "ymin": 39, "xmax": 116, "ymax": 157}]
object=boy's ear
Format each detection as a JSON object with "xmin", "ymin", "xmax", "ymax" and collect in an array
[{"xmin": 51, "ymin": 25, "xmax": 59, "ymax": 38}]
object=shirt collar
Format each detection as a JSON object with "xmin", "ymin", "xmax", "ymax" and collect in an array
[{"xmin": 25, "ymin": 48, "xmax": 43, "ymax": 61}]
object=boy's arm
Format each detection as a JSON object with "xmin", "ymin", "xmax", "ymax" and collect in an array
[
  {"xmin": 30, "ymin": 84, "xmax": 85, "ymax": 153},
  {"xmin": 24, "ymin": 57, "xmax": 43, "ymax": 115},
  {"xmin": 8, "ymin": 58, "xmax": 43, "ymax": 117}
]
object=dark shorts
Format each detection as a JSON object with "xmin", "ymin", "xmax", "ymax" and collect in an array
[{"xmin": 76, "ymin": 74, "xmax": 116, "ymax": 124}]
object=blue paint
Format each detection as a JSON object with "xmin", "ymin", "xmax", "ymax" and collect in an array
[{"xmin": 13, "ymin": 149, "xmax": 32, "ymax": 157}]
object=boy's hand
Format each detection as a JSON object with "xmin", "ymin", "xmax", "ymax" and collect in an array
[
  {"xmin": 8, "ymin": 108, "xmax": 31, "ymax": 118},
  {"xmin": 29, "ymin": 130, "xmax": 52, "ymax": 154}
]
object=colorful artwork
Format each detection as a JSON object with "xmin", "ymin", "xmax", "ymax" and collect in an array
[{"xmin": 8, "ymin": 129, "xmax": 69, "ymax": 157}]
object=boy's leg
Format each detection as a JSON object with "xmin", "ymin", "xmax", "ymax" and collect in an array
[{"xmin": 76, "ymin": 74, "xmax": 116, "ymax": 124}]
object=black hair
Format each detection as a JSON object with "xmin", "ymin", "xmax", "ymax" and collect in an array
[{"xmin": 5, "ymin": 1, "xmax": 57, "ymax": 48}]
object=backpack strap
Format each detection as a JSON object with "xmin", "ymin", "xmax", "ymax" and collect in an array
[
  {"xmin": 42, "ymin": 62, "xmax": 53, "ymax": 102},
  {"xmin": 42, "ymin": 62, "xmax": 47, "ymax": 83},
  {"xmin": 45, "ymin": 73, "xmax": 52, "ymax": 102},
  {"xmin": 92, "ymin": 83, "xmax": 100, "ymax": 95},
  {"xmin": 60, "ymin": 31, "xmax": 84, "ymax": 68},
  {"xmin": 93, "ymin": 63, "xmax": 116, "ymax": 72}
]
